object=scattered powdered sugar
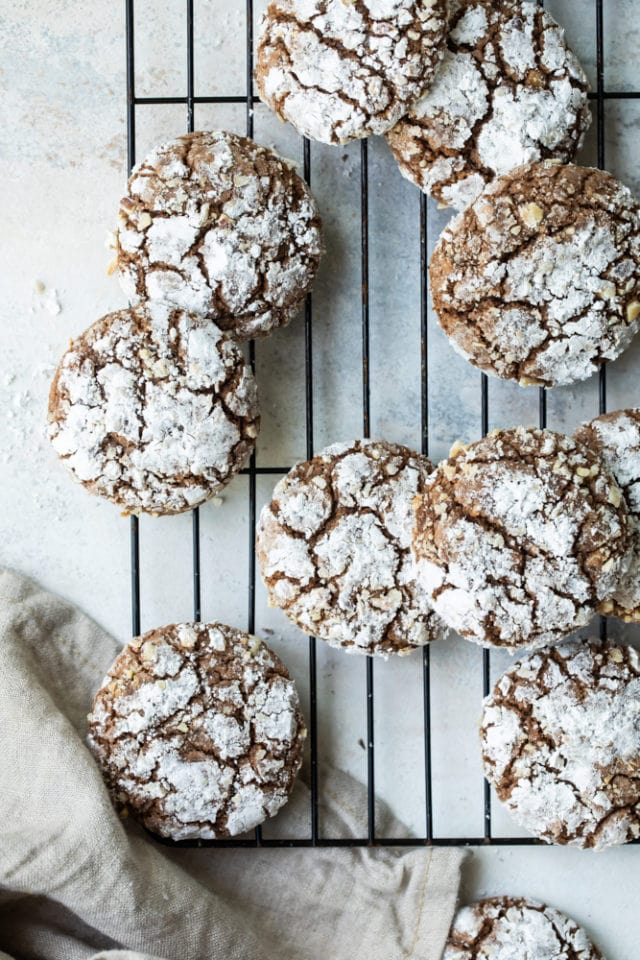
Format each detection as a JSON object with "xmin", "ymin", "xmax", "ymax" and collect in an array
[
  {"xmin": 87, "ymin": 622, "xmax": 306, "ymax": 840},
  {"xmin": 117, "ymin": 130, "xmax": 322, "ymax": 340},
  {"xmin": 412, "ymin": 427, "xmax": 631, "ymax": 649},
  {"xmin": 48, "ymin": 302, "xmax": 259, "ymax": 516},
  {"xmin": 576, "ymin": 408, "xmax": 640, "ymax": 621},
  {"xmin": 480, "ymin": 639, "xmax": 640, "ymax": 850},
  {"xmin": 31, "ymin": 280, "xmax": 62, "ymax": 316},
  {"xmin": 444, "ymin": 896, "xmax": 603, "ymax": 959},
  {"xmin": 256, "ymin": 0, "xmax": 449, "ymax": 144},
  {"xmin": 430, "ymin": 162, "xmax": 640, "ymax": 387},
  {"xmin": 256, "ymin": 438, "xmax": 446, "ymax": 658},
  {"xmin": 386, "ymin": 0, "xmax": 591, "ymax": 210}
]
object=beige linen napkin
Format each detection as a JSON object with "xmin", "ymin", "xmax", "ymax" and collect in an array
[{"xmin": 0, "ymin": 568, "xmax": 464, "ymax": 960}]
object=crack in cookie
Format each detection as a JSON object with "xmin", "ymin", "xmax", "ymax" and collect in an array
[
  {"xmin": 480, "ymin": 639, "xmax": 640, "ymax": 850},
  {"xmin": 256, "ymin": 0, "xmax": 449, "ymax": 144},
  {"xmin": 387, "ymin": 0, "xmax": 591, "ymax": 210},
  {"xmin": 429, "ymin": 162, "xmax": 640, "ymax": 387},
  {"xmin": 576, "ymin": 408, "xmax": 640, "ymax": 622},
  {"xmin": 88, "ymin": 622, "xmax": 306, "ymax": 840},
  {"xmin": 116, "ymin": 130, "xmax": 322, "ymax": 340},
  {"xmin": 444, "ymin": 896, "xmax": 603, "ymax": 959},
  {"xmin": 412, "ymin": 427, "xmax": 630, "ymax": 649},
  {"xmin": 48, "ymin": 303, "xmax": 260, "ymax": 515},
  {"xmin": 256, "ymin": 438, "xmax": 446, "ymax": 657}
]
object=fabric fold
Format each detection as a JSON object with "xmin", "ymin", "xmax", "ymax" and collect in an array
[{"xmin": 0, "ymin": 568, "xmax": 464, "ymax": 960}]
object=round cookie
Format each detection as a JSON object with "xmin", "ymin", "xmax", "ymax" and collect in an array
[
  {"xmin": 48, "ymin": 303, "xmax": 259, "ymax": 516},
  {"xmin": 87, "ymin": 622, "xmax": 306, "ymax": 840},
  {"xmin": 444, "ymin": 897, "xmax": 603, "ymax": 959},
  {"xmin": 387, "ymin": 0, "xmax": 591, "ymax": 210},
  {"xmin": 430, "ymin": 162, "xmax": 640, "ymax": 387},
  {"xmin": 412, "ymin": 427, "xmax": 630, "ymax": 649},
  {"xmin": 576, "ymin": 409, "xmax": 640, "ymax": 622},
  {"xmin": 255, "ymin": 0, "xmax": 449, "ymax": 145},
  {"xmin": 480, "ymin": 639, "xmax": 640, "ymax": 850},
  {"xmin": 256, "ymin": 438, "xmax": 446, "ymax": 657},
  {"xmin": 116, "ymin": 130, "xmax": 322, "ymax": 340}
]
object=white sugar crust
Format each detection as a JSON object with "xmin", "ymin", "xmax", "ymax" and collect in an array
[
  {"xmin": 256, "ymin": 438, "xmax": 446, "ymax": 657},
  {"xmin": 576, "ymin": 409, "xmax": 640, "ymax": 619},
  {"xmin": 429, "ymin": 162, "xmax": 640, "ymax": 388},
  {"xmin": 117, "ymin": 130, "xmax": 322, "ymax": 340},
  {"xmin": 444, "ymin": 896, "xmax": 602, "ymax": 959},
  {"xmin": 387, "ymin": 0, "xmax": 591, "ymax": 210},
  {"xmin": 48, "ymin": 303, "xmax": 259, "ymax": 515},
  {"xmin": 87, "ymin": 622, "xmax": 306, "ymax": 840},
  {"xmin": 480, "ymin": 639, "xmax": 640, "ymax": 850},
  {"xmin": 412, "ymin": 427, "xmax": 630, "ymax": 649},
  {"xmin": 256, "ymin": 0, "xmax": 449, "ymax": 144}
]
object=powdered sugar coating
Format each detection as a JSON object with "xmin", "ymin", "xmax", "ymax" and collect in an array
[
  {"xmin": 387, "ymin": 0, "xmax": 591, "ymax": 210},
  {"xmin": 48, "ymin": 303, "xmax": 259, "ymax": 516},
  {"xmin": 117, "ymin": 130, "xmax": 322, "ymax": 340},
  {"xmin": 412, "ymin": 427, "xmax": 630, "ymax": 650},
  {"xmin": 430, "ymin": 162, "xmax": 640, "ymax": 387},
  {"xmin": 576, "ymin": 408, "xmax": 640, "ymax": 621},
  {"xmin": 444, "ymin": 897, "xmax": 603, "ymax": 959},
  {"xmin": 480, "ymin": 639, "xmax": 640, "ymax": 850},
  {"xmin": 87, "ymin": 622, "xmax": 306, "ymax": 840},
  {"xmin": 256, "ymin": 438, "xmax": 446, "ymax": 657},
  {"xmin": 255, "ymin": 0, "xmax": 449, "ymax": 145}
]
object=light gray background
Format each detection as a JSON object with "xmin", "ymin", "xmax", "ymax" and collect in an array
[{"xmin": 2, "ymin": 0, "xmax": 640, "ymax": 955}]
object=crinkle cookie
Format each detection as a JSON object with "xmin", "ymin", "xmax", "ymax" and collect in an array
[
  {"xmin": 48, "ymin": 304, "xmax": 259, "ymax": 516},
  {"xmin": 116, "ymin": 130, "xmax": 322, "ymax": 340},
  {"xmin": 256, "ymin": 438, "xmax": 446, "ymax": 657},
  {"xmin": 412, "ymin": 427, "xmax": 630, "ymax": 650},
  {"xmin": 576, "ymin": 408, "xmax": 640, "ymax": 622},
  {"xmin": 255, "ymin": 0, "xmax": 449, "ymax": 144},
  {"xmin": 88, "ymin": 622, "xmax": 306, "ymax": 840},
  {"xmin": 387, "ymin": 0, "xmax": 591, "ymax": 210},
  {"xmin": 430, "ymin": 162, "xmax": 640, "ymax": 387},
  {"xmin": 444, "ymin": 897, "xmax": 603, "ymax": 959},
  {"xmin": 480, "ymin": 639, "xmax": 640, "ymax": 850}
]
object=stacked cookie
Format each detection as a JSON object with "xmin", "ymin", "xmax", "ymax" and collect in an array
[{"xmin": 49, "ymin": 130, "xmax": 323, "ymax": 516}]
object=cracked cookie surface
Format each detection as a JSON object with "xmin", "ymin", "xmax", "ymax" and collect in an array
[
  {"xmin": 387, "ymin": 0, "xmax": 591, "ymax": 210},
  {"xmin": 256, "ymin": 438, "xmax": 446, "ymax": 657},
  {"xmin": 480, "ymin": 639, "xmax": 640, "ymax": 850},
  {"xmin": 255, "ymin": 0, "xmax": 449, "ymax": 144},
  {"xmin": 88, "ymin": 622, "xmax": 306, "ymax": 840},
  {"xmin": 412, "ymin": 427, "xmax": 630, "ymax": 649},
  {"xmin": 116, "ymin": 130, "xmax": 322, "ymax": 339},
  {"xmin": 429, "ymin": 162, "xmax": 640, "ymax": 387},
  {"xmin": 576, "ymin": 408, "xmax": 640, "ymax": 622},
  {"xmin": 444, "ymin": 896, "xmax": 603, "ymax": 959},
  {"xmin": 48, "ymin": 303, "xmax": 259, "ymax": 516}
]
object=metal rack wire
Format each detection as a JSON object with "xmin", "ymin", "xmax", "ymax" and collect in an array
[{"xmin": 124, "ymin": 0, "xmax": 623, "ymax": 848}]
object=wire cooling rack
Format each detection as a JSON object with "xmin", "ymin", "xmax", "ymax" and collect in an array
[{"xmin": 124, "ymin": 0, "xmax": 630, "ymax": 848}]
